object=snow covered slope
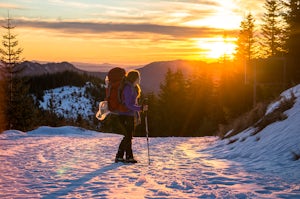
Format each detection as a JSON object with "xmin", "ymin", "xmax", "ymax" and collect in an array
[
  {"xmin": 1, "ymin": 84, "xmax": 300, "ymax": 198},
  {"xmin": 208, "ymin": 84, "xmax": 300, "ymax": 182},
  {"xmin": 39, "ymin": 83, "xmax": 98, "ymax": 120}
]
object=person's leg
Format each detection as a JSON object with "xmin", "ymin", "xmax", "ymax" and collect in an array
[
  {"xmin": 115, "ymin": 115, "xmax": 128, "ymax": 162},
  {"xmin": 119, "ymin": 116, "xmax": 133, "ymax": 159},
  {"xmin": 123, "ymin": 116, "xmax": 137, "ymax": 162},
  {"xmin": 116, "ymin": 115, "xmax": 136, "ymax": 163}
]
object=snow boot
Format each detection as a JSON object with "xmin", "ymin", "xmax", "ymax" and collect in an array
[
  {"xmin": 125, "ymin": 157, "xmax": 138, "ymax": 163},
  {"xmin": 115, "ymin": 157, "xmax": 125, "ymax": 163},
  {"xmin": 115, "ymin": 151, "xmax": 125, "ymax": 163}
]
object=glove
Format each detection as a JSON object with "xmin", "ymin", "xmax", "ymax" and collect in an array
[{"xmin": 142, "ymin": 104, "xmax": 148, "ymax": 112}]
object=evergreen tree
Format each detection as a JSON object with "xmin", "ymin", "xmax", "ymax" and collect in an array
[
  {"xmin": 0, "ymin": 15, "xmax": 23, "ymax": 68},
  {"xmin": 158, "ymin": 69, "xmax": 188, "ymax": 136},
  {"xmin": 0, "ymin": 14, "xmax": 35, "ymax": 130},
  {"xmin": 261, "ymin": 0, "xmax": 288, "ymax": 57},
  {"xmin": 7, "ymin": 78, "xmax": 36, "ymax": 130},
  {"xmin": 236, "ymin": 13, "xmax": 257, "ymax": 63},
  {"xmin": 284, "ymin": 0, "xmax": 300, "ymax": 82},
  {"xmin": 184, "ymin": 72, "xmax": 214, "ymax": 135}
]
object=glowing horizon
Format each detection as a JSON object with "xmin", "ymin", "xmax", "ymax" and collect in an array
[{"xmin": 0, "ymin": 0, "xmax": 264, "ymax": 65}]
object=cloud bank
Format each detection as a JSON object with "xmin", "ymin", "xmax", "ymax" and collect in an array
[{"xmin": 14, "ymin": 19, "xmax": 237, "ymax": 38}]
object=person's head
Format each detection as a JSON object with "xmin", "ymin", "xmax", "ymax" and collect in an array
[
  {"xmin": 126, "ymin": 70, "xmax": 140, "ymax": 86},
  {"xmin": 126, "ymin": 70, "xmax": 141, "ymax": 97}
]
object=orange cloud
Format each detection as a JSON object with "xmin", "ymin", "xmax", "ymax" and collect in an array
[{"xmin": 13, "ymin": 19, "xmax": 237, "ymax": 39}]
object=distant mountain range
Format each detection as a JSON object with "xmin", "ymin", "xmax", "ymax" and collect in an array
[
  {"xmin": 16, "ymin": 61, "xmax": 101, "ymax": 77},
  {"xmin": 15, "ymin": 61, "xmax": 75, "ymax": 75},
  {"xmin": 16, "ymin": 60, "xmax": 218, "ymax": 93},
  {"xmin": 71, "ymin": 62, "xmax": 142, "ymax": 72}
]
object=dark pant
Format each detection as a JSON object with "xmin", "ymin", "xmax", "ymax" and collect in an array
[{"xmin": 116, "ymin": 115, "xmax": 134, "ymax": 159}]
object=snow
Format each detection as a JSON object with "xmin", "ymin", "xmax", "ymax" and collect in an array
[
  {"xmin": 1, "ymin": 85, "xmax": 300, "ymax": 198},
  {"xmin": 39, "ymin": 83, "xmax": 96, "ymax": 120},
  {"xmin": 265, "ymin": 84, "xmax": 300, "ymax": 115},
  {"xmin": 207, "ymin": 84, "xmax": 300, "ymax": 183}
]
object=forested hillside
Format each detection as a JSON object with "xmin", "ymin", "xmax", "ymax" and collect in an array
[
  {"xmin": 20, "ymin": 71, "xmax": 106, "ymax": 130},
  {"xmin": 2, "ymin": 58, "xmax": 296, "ymax": 137}
]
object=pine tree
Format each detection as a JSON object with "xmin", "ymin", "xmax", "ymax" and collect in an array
[
  {"xmin": 7, "ymin": 78, "xmax": 36, "ymax": 130},
  {"xmin": 0, "ymin": 13, "xmax": 35, "ymax": 130},
  {"xmin": 261, "ymin": 0, "xmax": 288, "ymax": 57},
  {"xmin": 185, "ymin": 71, "xmax": 214, "ymax": 135},
  {"xmin": 284, "ymin": 0, "xmax": 300, "ymax": 82},
  {"xmin": 158, "ymin": 69, "xmax": 188, "ymax": 136},
  {"xmin": 0, "ymin": 13, "xmax": 23, "ymax": 76},
  {"xmin": 236, "ymin": 13, "xmax": 256, "ymax": 63}
]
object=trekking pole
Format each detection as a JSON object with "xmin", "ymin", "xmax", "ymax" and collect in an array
[{"xmin": 144, "ymin": 98, "xmax": 150, "ymax": 165}]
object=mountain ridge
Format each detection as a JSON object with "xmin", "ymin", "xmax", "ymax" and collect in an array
[
  {"xmin": 16, "ymin": 61, "xmax": 101, "ymax": 77},
  {"xmin": 16, "ymin": 60, "xmax": 220, "ymax": 93}
]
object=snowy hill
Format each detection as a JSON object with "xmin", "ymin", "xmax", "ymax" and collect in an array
[
  {"xmin": 1, "ymin": 85, "xmax": 300, "ymax": 198},
  {"xmin": 38, "ymin": 82, "xmax": 100, "ymax": 120},
  {"xmin": 207, "ymin": 84, "xmax": 300, "ymax": 182}
]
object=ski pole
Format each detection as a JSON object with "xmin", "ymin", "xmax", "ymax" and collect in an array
[{"xmin": 144, "ymin": 98, "xmax": 150, "ymax": 165}]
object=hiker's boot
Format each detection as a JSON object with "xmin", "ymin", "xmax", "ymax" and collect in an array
[
  {"xmin": 115, "ymin": 157, "xmax": 125, "ymax": 163},
  {"xmin": 125, "ymin": 154, "xmax": 138, "ymax": 163},
  {"xmin": 115, "ymin": 151, "xmax": 125, "ymax": 163},
  {"xmin": 125, "ymin": 158, "xmax": 138, "ymax": 163}
]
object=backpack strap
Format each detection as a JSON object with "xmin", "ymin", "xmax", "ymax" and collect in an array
[
  {"xmin": 106, "ymin": 84, "xmax": 112, "ymax": 100},
  {"xmin": 117, "ymin": 78, "xmax": 126, "ymax": 104}
]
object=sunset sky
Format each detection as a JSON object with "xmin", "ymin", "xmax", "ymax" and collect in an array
[{"xmin": 0, "ymin": 0, "xmax": 264, "ymax": 66}]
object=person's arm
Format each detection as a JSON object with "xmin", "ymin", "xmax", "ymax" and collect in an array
[{"xmin": 123, "ymin": 86, "xmax": 142, "ymax": 112}]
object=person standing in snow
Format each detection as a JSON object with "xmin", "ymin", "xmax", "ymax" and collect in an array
[{"xmin": 115, "ymin": 70, "xmax": 148, "ymax": 163}]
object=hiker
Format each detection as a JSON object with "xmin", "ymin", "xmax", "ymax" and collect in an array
[{"xmin": 115, "ymin": 70, "xmax": 148, "ymax": 163}]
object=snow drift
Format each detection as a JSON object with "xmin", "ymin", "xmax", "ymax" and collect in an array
[{"xmin": 209, "ymin": 84, "xmax": 300, "ymax": 182}]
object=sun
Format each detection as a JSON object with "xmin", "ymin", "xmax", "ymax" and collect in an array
[
  {"xmin": 195, "ymin": 38, "xmax": 237, "ymax": 61},
  {"xmin": 206, "ymin": 41, "xmax": 236, "ymax": 59}
]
